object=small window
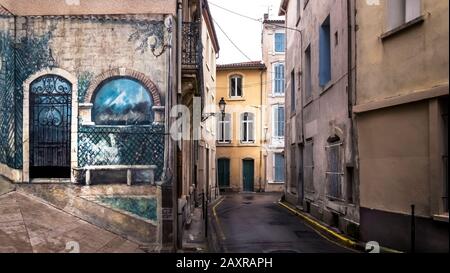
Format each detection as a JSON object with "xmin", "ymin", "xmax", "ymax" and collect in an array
[
  {"xmin": 217, "ymin": 113, "xmax": 232, "ymax": 144},
  {"xmin": 387, "ymin": 0, "xmax": 421, "ymax": 31},
  {"xmin": 230, "ymin": 75, "xmax": 243, "ymax": 97},
  {"xmin": 241, "ymin": 112, "xmax": 255, "ymax": 143},
  {"xmin": 273, "ymin": 105, "xmax": 285, "ymax": 138},
  {"xmin": 319, "ymin": 16, "xmax": 331, "ymax": 87},
  {"xmin": 274, "ymin": 153, "xmax": 285, "ymax": 182},
  {"xmin": 326, "ymin": 139, "xmax": 344, "ymax": 200},
  {"xmin": 273, "ymin": 63, "xmax": 285, "ymax": 95},
  {"xmin": 92, "ymin": 77, "xmax": 154, "ymax": 126},
  {"xmin": 274, "ymin": 32, "xmax": 286, "ymax": 53}
]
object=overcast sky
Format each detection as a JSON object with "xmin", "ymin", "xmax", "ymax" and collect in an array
[{"xmin": 209, "ymin": 0, "xmax": 284, "ymax": 65}]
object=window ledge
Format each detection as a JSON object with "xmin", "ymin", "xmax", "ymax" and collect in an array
[
  {"xmin": 319, "ymin": 82, "xmax": 334, "ymax": 96},
  {"xmin": 303, "ymin": 97, "xmax": 313, "ymax": 108},
  {"xmin": 380, "ymin": 15, "xmax": 425, "ymax": 41},
  {"xmin": 228, "ymin": 97, "xmax": 246, "ymax": 101},
  {"xmin": 433, "ymin": 214, "xmax": 449, "ymax": 223},
  {"xmin": 268, "ymin": 181, "xmax": 285, "ymax": 184}
]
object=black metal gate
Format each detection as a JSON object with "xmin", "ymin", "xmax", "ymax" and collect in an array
[{"xmin": 30, "ymin": 75, "xmax": 72, "ymax": 179}]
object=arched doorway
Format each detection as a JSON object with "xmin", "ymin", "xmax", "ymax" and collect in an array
[{"xmin": 29, "ymin": 75, "xmax": 72, "ymax": 179}]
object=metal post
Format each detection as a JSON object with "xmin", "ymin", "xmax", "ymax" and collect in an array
[{"xmin": 411, "ymin": 204, "xmax": 416, "ymax": 253}]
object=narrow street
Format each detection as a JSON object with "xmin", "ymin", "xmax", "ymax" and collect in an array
[{"xmin": 211, "ymin": 193, "xmax": 354, "ymax": 253}]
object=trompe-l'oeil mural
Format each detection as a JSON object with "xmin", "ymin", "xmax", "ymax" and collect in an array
[{"xmin": 93, "ymin": 78, "xmax": 154, "ymax": 126}]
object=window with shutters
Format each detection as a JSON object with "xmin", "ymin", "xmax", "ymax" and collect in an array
[
  {"xmin": 386, "ymin": 0, "xmax": 422, "ymax": 31},
  {"xmin": 241, "ymin": 112, "xmax": 255, "ymax": 144},
  {"xmin": 217, "ymin": 113, "xmax": 232, "ymax": 144},
  {"xmin": 319, "ymin": 16, "xmax": 331, "ymax": 87},
  {"xmin": 274, "ymin": 153, "xmax": 285, "ymax": 183},
  {"xmin": 274, "ymin": 32, "xmax": 286, "ymax": 53},
  {"xmin": 273, "ymin": 105, "xmax": 285, "ymax": 138},
  {"xmin": 273, "ymin": 63, "xmax": 285, "ymax": 95}
]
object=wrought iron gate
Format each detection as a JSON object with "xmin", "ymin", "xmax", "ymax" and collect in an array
[{"xmin": 30, "ymin": 75, "xmax": 72, "ymax": 178}]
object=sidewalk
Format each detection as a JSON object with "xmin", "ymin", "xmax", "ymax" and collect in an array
[
  {"xmin": 0, "ymin": 176, "xmax": 15, "ymax": 196},
  {"xmin": 181, "ymin": 206, "xmax": 207, "ymax": 252},
  {"xmin": 0, "ymin": 191, "xmax": 144, "ymax": 253}
]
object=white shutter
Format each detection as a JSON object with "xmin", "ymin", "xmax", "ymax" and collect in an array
[
  {"xmin": 273, "ymin": 106, "xmax": 279, "ymax": 137},
  {"xmin": 225, "ymin": 114, "xmax": 231, "ymax": 142},
  {"xmin": 406, "ymin": 0, "xmax": 421, "ymax": 22},
  {"xmin": 387, "ymin": 0, "xmax": 406, "ymax": 31}
]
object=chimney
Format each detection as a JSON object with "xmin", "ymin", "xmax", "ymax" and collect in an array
[{"xmin": 263, "ymin": 13, "xmax": 269, "ymax": 21}]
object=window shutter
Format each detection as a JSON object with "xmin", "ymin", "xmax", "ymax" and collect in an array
[
  {"xmin": 225, "ymin": 114, "xmax": 231, "ymax": 141},
  {"xmin": 279, "ymin": 106, "xmax": 285, "ymax": 137},
  {"xmin": 406, "ymin": 0, "xmax": 421, "ymax": 22},
  {"xmin": 273, "ymin": 107, "xmax": 279, "ymax": 137},
  {"xmin": 241, "ymin": 113, "xmax": 245, "ymax": 141}
]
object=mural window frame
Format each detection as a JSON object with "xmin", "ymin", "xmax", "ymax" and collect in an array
[{"xmin": 91, "ymin": 77, "xmax": 155, "ymax": 126}]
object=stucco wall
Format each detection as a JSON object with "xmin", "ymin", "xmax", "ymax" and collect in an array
[
  {"xmin": 355, "ymin": 0, "xmax": 449, "ymax": 105},
  {"xmin": 216, "ymin": 68, "xmax": 265, "ymax": 192}
]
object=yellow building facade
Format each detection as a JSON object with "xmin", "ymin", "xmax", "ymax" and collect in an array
[{"xmin": 216, "ymin": 62, "xmax": 267, "ymax": 192}]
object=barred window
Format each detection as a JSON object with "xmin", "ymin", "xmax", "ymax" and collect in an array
[
  {"xmin": 326, "ymin": 141, "xmax": 344, "ymax": 199},
  {"xmin": 304, "ymin": 140, "xmax": 314, "ymax": 192}
]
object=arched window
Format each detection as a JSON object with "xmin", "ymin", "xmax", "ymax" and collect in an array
[
  {"xmin": 230, "ymin": 75, "xmax": 243, "ymax": 98},
  {"xmin": 241, "ymin": 112, "xmax": 255, "ymax": 143},
  {"xmin": 92, "ymin": 77, "xmax": 154, "ymax": 125}
]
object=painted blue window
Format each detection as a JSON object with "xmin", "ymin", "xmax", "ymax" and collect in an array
[
  {"xmin": 274, "ymin": 32, "xmax": 285, "ymax": 53},
  {"xmin": 319, "ymin": 16, "xmax": 331, "ymax": 87},
  {"xmin": 93, "ymin": 78, "xmax": 154, "ymax": 125},
  {"xmin": 274, "ymin": 63, "xmax": 285, "ymax": 95},
  {"xmin": 274, "ymin": 153, "xmax": 285, "ymax": 182}
]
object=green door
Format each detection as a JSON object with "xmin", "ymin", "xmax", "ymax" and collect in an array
[
  {"xmin": 218, "ymin": 158, "xmax": 230, "ymax": 189},
  {"xmin": 242, "ymin": 159, "xmax": 254, "ymax": 192}
]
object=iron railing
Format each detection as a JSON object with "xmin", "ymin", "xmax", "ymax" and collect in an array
[{"xmin": 182, "ymin": 22, "xmax": 201, "ymax": 68}]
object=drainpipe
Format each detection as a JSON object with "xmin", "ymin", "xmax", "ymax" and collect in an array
[{"xmin": 259, "ymin": 69, "xmax": 264, "ymax": 192}]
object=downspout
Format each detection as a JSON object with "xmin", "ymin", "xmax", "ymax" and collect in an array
[{"xmin": 259, "ymin": 69, "xmax": 264, "ymax": 192}]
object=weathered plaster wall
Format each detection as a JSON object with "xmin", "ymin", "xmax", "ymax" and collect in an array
[
  {"xmin": 355, "ymin": 0, "xmax": 449, "ymax": 105},
  {"xmin": 284, "ymin": 0, "xmax": 359, "ymax": 234},
  {"xmin": 0, "ymin": 0, "xmax": 177, "ymax": 16}
]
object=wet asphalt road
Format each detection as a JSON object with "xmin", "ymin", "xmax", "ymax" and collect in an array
[{"xmin": 212, "ymin": 193, "xmax": 354, "ymax": 253}]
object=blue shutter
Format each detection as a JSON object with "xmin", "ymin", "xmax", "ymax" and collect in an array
[{"xmin": 274, "ymin": 154, "xmax": 285, "ymax": 182}]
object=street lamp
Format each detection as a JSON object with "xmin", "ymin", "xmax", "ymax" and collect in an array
[
  {"xmin": 219, "ymin": 97, "xmax": 226, "ymax": 120},
  {"xmin": 202, "ymin": 97, "xmax": 227, "ymax": 122}
]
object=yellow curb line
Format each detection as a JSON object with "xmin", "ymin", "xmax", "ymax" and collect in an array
[
  {"xmin": 278, "ymin": 201, "xmax": 404, "ymax": 253},
  {"xmin": 278, "ymin": 201, "xmax": 358, "ymax": 249},
  {"xmin": 212, "ymin": 197, "xmax": 226, "ymax": 241}
]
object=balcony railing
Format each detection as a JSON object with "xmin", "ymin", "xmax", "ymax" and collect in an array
[{"xmin": 182, "ymin": 22, "xmax": 201, "ymax": 69}]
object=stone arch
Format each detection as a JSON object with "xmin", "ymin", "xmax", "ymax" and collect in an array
[{"xmin": 85, "ymin": 68, "xmax": 162, "ymax": 106}]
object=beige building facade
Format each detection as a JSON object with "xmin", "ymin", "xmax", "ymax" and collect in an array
[
  {"xmin": 354, "ymin": 0, "xmax": 448, "ymax": 252},
  {"xmin": 216, "ymin": 62, "xmax": 267, "ymax": 192}
]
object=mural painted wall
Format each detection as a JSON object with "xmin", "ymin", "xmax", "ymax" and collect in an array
[{"xmin": 0, "ymin": 13, "xmax": 170, "ymax": 181}]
